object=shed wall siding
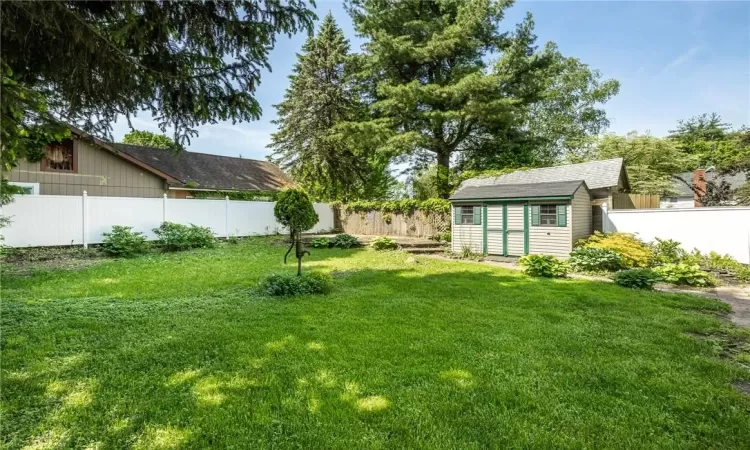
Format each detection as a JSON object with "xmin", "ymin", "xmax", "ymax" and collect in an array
[
  {"xmin": 528, "ymin": 201, "xmax": 572, "ymax": 257},
  {"xmin": 8, "ymin": 140, "xmax": 167, "ymax": 197},
  {"xmin": 452, "ymin": 224, "xmax": 483, "ymax": 254},
  {"xmin": 571, "ymin": 188, "xmax": 592, "ymax": 243}
]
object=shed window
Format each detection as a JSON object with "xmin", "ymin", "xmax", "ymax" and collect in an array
[
  {"xmin": 531, "ymin": 204, "xmax": 567, "ymax": 227},
  {"xmin": 454, "ymin": 205, "xmax": 481, "ymax": 225},
  {"xmin": 42, "ymin": 139, "xmax": 76, "ymax": 173}
]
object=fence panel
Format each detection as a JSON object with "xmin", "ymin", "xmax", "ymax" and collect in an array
[
  {"xmin": 1, "ymin": 194, "xmax": 334, "ymax": 247},
  {"xmin": 335, "ymin": 208, "xmax": 449, "ymax": 238},
  {"xmin": 603, "ymin": 206, "xmax": 750, "ymax": 263},
  {"xmin": 612, "ymin": 193, "xmax": 661, "ymax": 210}
]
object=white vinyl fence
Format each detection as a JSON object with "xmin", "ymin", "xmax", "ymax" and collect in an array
[
  {"xmin": 1, "ymin": 193, "xmax": 334, "ymax": 248},
  {"xmin": 602, "ymin": 205, "xmax": 750, "ymax": 264}
]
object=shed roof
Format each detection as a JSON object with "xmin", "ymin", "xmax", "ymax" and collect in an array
[
  {"xmin": 113, "ymin": 144, "xmax": 291, "ymax": 192},
  {"xmin": 450, "ymin": 180, "xmax": 587, "ymax": 201},
  {"xmin": 460, "ymin": 158, "xmax": 625, "ymax": 191}
]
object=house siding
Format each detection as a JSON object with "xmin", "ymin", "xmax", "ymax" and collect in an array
[
  {"xmin": 528, "ymin": 201, "xmax": 572, "ymax": 258},
  {"xmin": 571, "ymin": 187, "xmax": 592, "ymax": 244},
  {"xmin": 8, "ymin": 139, "xmax": 167, "ymax": 197},
  {"xmin": 451, "ymin": 206, "xmax": 483, "ymax": 254}
]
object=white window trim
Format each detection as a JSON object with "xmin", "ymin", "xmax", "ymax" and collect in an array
[{"xmin": 9, "ymin": 182, "xmax": 40, "ymax": 195}]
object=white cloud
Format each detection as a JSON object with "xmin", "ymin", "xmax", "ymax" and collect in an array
[{"xmin": 660, "ymin": 45, "xmax": 704, "ymax": 74}]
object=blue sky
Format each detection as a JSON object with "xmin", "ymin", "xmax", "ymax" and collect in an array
[{"xmin": 112, "ymin": 0, "xmax": 750, "ymax": 160}]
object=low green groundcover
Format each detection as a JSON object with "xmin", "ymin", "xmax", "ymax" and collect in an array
[{"xmin": 2, "ymin": 238, "xmax": 749, "ymax": 448}]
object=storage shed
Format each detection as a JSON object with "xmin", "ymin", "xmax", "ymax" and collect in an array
[{"xmin": 449, "ymin": 180, "xmax": 592, "ymax": 258}]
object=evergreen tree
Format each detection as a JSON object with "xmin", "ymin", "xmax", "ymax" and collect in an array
[
  {"xmin": 345, "ymin": 0, "xmax": 558, "ymax": 198},
  {"xmin": 269, "ymin": 13, "xmax": 388, "ymax": 201}
]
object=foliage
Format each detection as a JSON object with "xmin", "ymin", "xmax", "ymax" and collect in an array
[
  {"xmin": 258, "ymin": 272, "xmax": 332, "ymax": 296},
  {"xmin": 101, "ymin": 225, "xmax": 150, "ymax": 257},
  {"xmin": 273, "ymin": 188, "xmax": 318, "ymax": 235},
  {"xmin": 650, "ymin": 238, "xmax": 687, "ymax": 266},
  {"xmin": 335, "ymin": 198, "xmax": 451, "ymax": 216},
  {"xmin": 613, "ymin": 268, "xmax": 661, "ymax": 290},
  {"xmin": 700, "ymin": 252, "xmax": 750, "ymax": 283},
  {"xmin": 310, "ymin": 237, "xmax": 332, "ymax": 248},
  {"xmin": 576, "ymin": 232, "xmax": 653, "ymax": 268},
  {"xmin": 190, "ymin": 190, "xmax": 277, "ymax": 201},
  {"xmin": 654, "ymin": 263, "xmax": 716, "ymax": 287},
  {"xmin": 519, "ymin": 255, "xmax": 570, "ymax": 278},
  {"xmin": 269, "ymin": 13, "xmax": 390, "ymax": 201},
  {"xmin": 153, "ymin": 222, "xmax": 216, "ymax": 252},
  {"xmin": 331, "ymin": 234, "xmax": 359, "ymax": 249},
  {"xmin": 0, "ymin": 0, "xmax": 314, "ymax": 171},
  {"xmin": 370, "ymin": 236, "xmax": 399, "ymax": 251},
  {"xmin": 122, "ymin": 130, "xmax": 182, "ymax": 153},
  {"xmin": 432, "ymin": 231, "xmax": 452, "ymax": 243},
  {"xmin": 569, "ymin": 247, "xmax": 624, "ymax": 273}
]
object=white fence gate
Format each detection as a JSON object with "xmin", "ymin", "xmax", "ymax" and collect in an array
[
  {"xmin": 602, "ymin": 205, "xmax": 750, "ymax": 264},
  {"xmin": 1, "ymin": 193, "xmax": 334, "ymax": 248}
]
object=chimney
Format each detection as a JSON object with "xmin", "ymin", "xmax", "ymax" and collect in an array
[{"xmin": 693, "ymin": 169, "xmax": 706, "ymax": 207}]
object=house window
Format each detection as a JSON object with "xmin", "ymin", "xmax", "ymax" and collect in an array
[
  {"xmin": 41, "ymin": 139, "xmax": 77, "ymax": 173},
  {"xmin": 531, "ymin": 204, "xmax": 567, "ymax": 227},
  {"xmin": 9, "ymin": 182, "xmax": 40, "ymax": 195},
  {"xmin": 454, "ymin": 205, "xmax": 481, "ymax": 225}
]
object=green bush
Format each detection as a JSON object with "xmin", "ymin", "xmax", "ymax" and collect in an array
[
  {"xmin": 310, "ymin": 237, "xmax": 331, "ymax": 248},
  {"xmin": 153, "ymin": 222, "xmax": 216, "ymax": 251},
  {"xmin": 274, "ymin": 188, "xmax": 318, "ymax": 235},
  {"xmin": 654, "ymin": 263, "xmax": 716, "ymax": 287},
  {"xmin": 576, "ymin": 232, "xmax": 652, "ymax": 268},
  {"xmin": 258, "ymin": 272, "xmax": 331, "ymax": 296},
  {"xmin": 650, "ymin": 238, "xmax": 686, "ymax": 265},
  {"xmin": 519, "ymin": 255, "xmax": 569, "ymax": 278},
  {"xmin": 569, "ymin": 247, "xmax": 624, "ymax": 272},
  {"xmin": 704, "ymin": 252, "xmax": 750, "ymax": 283},
  {"xmin": 370, "ymin": 236, "xmax": 399, "ymax": 251},
  {"xmin": 432, "ymin": 231, "xmax": 452, "ymax": 243},
  {"xmin": 331, "ymin": 234, "xmax": 358, "ymax": 249},
  {"xmin": 101, "ymin": 225, "xmax": 150, "ymax": 257},
  {"xmin": 613, "ymin": 268, "xmax": 661, "ymax": 290}
]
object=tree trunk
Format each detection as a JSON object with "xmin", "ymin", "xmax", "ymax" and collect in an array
[{"xmin": 436, "ymin": 151, "xmax": 451, "ymax": 199}]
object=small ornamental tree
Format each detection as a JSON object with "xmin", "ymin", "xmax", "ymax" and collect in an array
[{"xmin": 273, "ymin": 188, "xmax": 319, "ymax": 275}]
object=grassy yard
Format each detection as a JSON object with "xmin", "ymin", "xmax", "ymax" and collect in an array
[{"xmin": 2, "ymin": 238, "xmax": 750, "ymax": 449}]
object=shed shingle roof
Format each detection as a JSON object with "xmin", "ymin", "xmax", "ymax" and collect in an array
[
  {"xmin": 460, "ymin": 158, "xmax": 625, "ymax": 191},
  {"xmin": 450, "ymin": 180, "xmax": 587, "ymax": 201},
  {"xmin": 113, "ymin": 144, "xmax": 291, "ymax": 192}
]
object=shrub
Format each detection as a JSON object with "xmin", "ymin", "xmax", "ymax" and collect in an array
[
  {"xmin": 370, "ymin": 236, "xmax": 399, "ymax": 250},
  {"xmin": 650, "ymin": 238, "xmax": 686, "ymax": 265},
  {"xmin": 310, "ymin": 237, "xmax": 331, "ymax": 248},
  {"xmin": 432, "ymin": 231, "xmax": 451, "ymax": 243},
  {"xmin": 274, "ymin": 188, "xmax": 318, "ymax": 236},
  {"xmin": 153, "ymin": 222, "xmax": 216, "ymax": 251},
  {"xmin": 331, "ymin": 234, "xmax": 358, "ymax": 249},
  {"xmin": 258, "ymin": 272, "xmax": 331, "ymax": 296},
  {"xmin": 101, "ymin": 225, "xmax": 150, "ymax": 257},
  {"xmin": 576, "ymin": 232, "xmax": 652, "ymax": 268},
  {"xmin": 654, "ymin": 263, "xmax": 716, "ymax": 287},
  {"xmin": 519, "ymin": 255, "xmax": 570, "ymax": 278},
  {"xmin": 613, "ymin": 268, "xmax": 661, "ymax": 290},
  {"xmin": 704, "ymin": 252, "xmax": 750, "ymax": 283},
  {"xmin": 569, "ymin": 247, "xmax": 624, "ymax": 272}
]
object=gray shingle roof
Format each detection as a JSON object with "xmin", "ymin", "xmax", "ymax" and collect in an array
[
  {"xmin": 460, "ymin": 158, "xmax": 625, "ymax": 191},
  {"xmin": 669, "ymin": 170, "xmax": 750, "ymax": 197},
  {"xmin": 113, "ymin": 144, "xmax": 291, "ymax": 192},
  {"xmin": 450, "ymin": 180, "xmax": 587, "ymax": 201}
]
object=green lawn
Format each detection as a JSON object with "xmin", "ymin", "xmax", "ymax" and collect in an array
[{"xmin": 2, "ymin": 238, "xmax": 750, "ymax": 449}]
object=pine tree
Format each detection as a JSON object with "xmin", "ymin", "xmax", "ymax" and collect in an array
[{"xmin": 269, "ymin": 13, "xmax": 388, "ymax": 201}]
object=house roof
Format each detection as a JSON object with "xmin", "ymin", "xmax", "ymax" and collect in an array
[
  {"xmin": 112, "ymin": 144, "xmax": 291, "ymax": 192},
  {"xmin": 450, "ymin": 180, "xmax": 588, "ymax": 201},
  {"xmin": 460, "ymin": 158, "xmax": 626, "ymax": 191},
  {"xmin": 670, "ymin": 170, "xmax": 750, "ymax": 197}
]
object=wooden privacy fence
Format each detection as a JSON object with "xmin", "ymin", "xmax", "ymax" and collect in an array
[
  {"xmin": 334, "ymin": 208, "xmax": 450, "ymax": 238},
  {"xmin": 612, "ymin": 193, "xmax": 661, "ymax": 210}
]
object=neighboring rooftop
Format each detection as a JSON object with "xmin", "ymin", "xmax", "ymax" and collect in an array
[
  {"xmin": 450, "ymin": 180, "xmax": 587, "ymax": 201},
  {"xmin": 460, "ymin": 158, "xmax": 626, "ymax": 191},
  {"xmin": 113, "ymin": 144, "xmax": 291, "ymax": 192},
  {"xmin": 670, "ymin": 170, "xmax": 749, "ymax": 197}
]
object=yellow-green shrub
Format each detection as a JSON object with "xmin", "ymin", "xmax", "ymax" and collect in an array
[{"xmin": 575, "ymin": 232, "xmax": 652, "ymax": 268}]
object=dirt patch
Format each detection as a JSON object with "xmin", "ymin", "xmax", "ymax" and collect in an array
[
  {"xmin": 2, "ymin": 246, "xmax": 108, "ymax": 276},
  {"xmin": 733, "ymin": 380, "xmax": 750, "ymax": 396},
  {"xmin": 712, "ymin": 287, "xmax": 750, "ymax": 328}
]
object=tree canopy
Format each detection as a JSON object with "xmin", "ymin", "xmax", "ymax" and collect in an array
[
  {"xmin": 0, "ymin": 0, "xmax": 315, "ymax": 172},
  {"xmin": 122, "ymin": 130, "xmax": 182, "ymax": 153}
]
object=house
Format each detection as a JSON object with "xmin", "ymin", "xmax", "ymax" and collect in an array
[
  {"xmin": 6, "ymin": 127, "xmax": 290, "ymax": 198},
  {"xmin": 449, "ymin": 158, "xmax": 630, "ymax": 258},
  {"xmin": 661, "ymin": 168, "xmax": 749, "ymax": 208}
]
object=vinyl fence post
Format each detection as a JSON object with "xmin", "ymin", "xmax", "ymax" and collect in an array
[
  {"xmin": 601, "ymin": 202, "xmax": 609, "ymax": 232},
  {"xmin": 82, "ymin": 190, "xmax": 88, "ymax": 248},
  {"xmin": 225, "ymin": 195, "xmax": 230, "ymax": 238},
  {"xmin": 162, "ymin": 193, "xmax": 167, "ymax": 224}
]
